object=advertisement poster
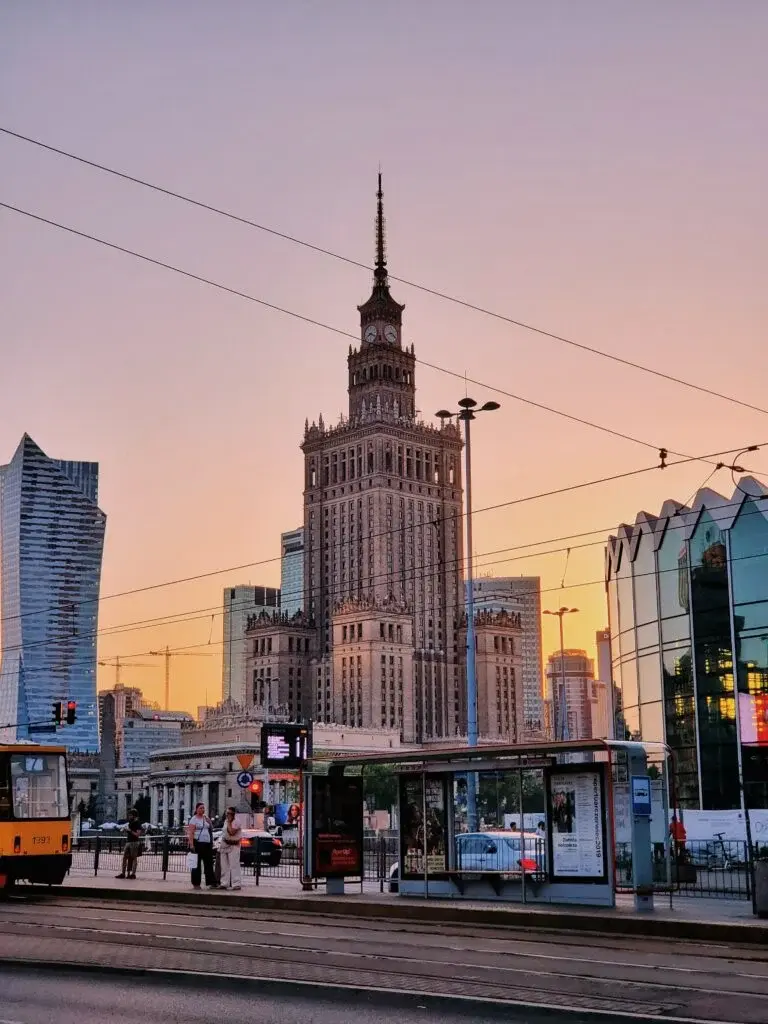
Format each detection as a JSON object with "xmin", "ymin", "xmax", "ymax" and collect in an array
[
  {"xmin": 310, "ymin": 775, "xmax": 363, "ymax": 879},
  {"xmin": 546, "ymin": 766, "xmax": 607, "ymax": 881},
  {"xmin": 739, "ymin": 692, "xmax": 768, "ymax": 745},
  {"xmin": 425, "ymin": 777, "xmax": 447, "ymax": 873},
  {"xmin": 274, "ymin": 802, "xmax": 302, "ymax": 827},
  {"xmin": 399, "ymin": 775, "xmax": 449, "ymax": 877}
]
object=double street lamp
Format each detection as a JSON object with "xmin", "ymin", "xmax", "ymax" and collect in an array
[
  {"xmin": 543, "ymin": 606, "xmax": 579, "ymax": 740},
  {"xmin": 436, "ymin": 399, "xmax": 500, "ymax": 830}
]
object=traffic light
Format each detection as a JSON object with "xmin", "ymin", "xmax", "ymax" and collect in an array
[
  {"xmin": 249, "ymin": 779, "xmax": 264, "ymax": 812},
  {"xmin": 66, "ymin": 701, "xmax": 77, "ymax": 725},
  {"xmin": 52, "ymin": 701, "xmax": 63, "ymax": 725}
]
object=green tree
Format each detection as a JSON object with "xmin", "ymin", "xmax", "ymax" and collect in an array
[{"xmin": 362, "ymin": 764, "xmax": 398, "ymax": 812}]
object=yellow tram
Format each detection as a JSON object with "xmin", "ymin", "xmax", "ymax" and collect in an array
[{"xmin": 0, "ymin": 742, "xmax": 72, "ymax": 891}]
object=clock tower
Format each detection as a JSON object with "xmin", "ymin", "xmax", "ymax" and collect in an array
[
  {"xmin": 302, "ymin": 174, "xmax": 465, "ymax": 743},
  {"xmin": 349, "ymin": 174, "xmax": 415, "ymax": 424}
]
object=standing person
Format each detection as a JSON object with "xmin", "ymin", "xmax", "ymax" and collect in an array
[
  {"xmin": 186, "ymin": 802, "xmax": 218, "ymax": 889},
  {"xmin": 670, "ymin": 814, "xmax": 687, "ymax": 864},
  {"xmin": 116, "ymin": 808, "xmax": 143, "ymax": 880},
  {"xmin": 219, "ymin": 806, "xmax": 242, "ymax": 890}
]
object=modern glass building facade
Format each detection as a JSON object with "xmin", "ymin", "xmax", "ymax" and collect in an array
[
  {"xmin": 0, "ymin": 435, "xmax": 105, "ymax": 752},
  {"xmin": 605, "ymin": 477, "xmax": 768, "ymax": 810},
  {"xmin": 280, "ymin": 527, "xmax": 304, "ymax": 618}
]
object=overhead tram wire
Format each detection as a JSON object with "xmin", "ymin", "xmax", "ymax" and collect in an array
[
  {"xmin": 2, "ymin": 199, "xmax": 764, "ymax": 481},
  {"xmin": 73, "ymin": 545, "xmax": 768, "ymax": 670},
  {"xmin": 5, "ymin": 484, "xmax": 768, "ymax": 663},
  {"xmin": 0, "ymin": 440, "xmax": 761, "ymax": 635},
  {"xmin": 2, "ymin": 126, "xmax": 766, "ymax": 420},
  {"xmin": 13, "ymin": 541, "xmax": 768, "ymax": 669},
  {"xmin": 33, "ymin": 487, "xmax": 767, "ymax": 646}
]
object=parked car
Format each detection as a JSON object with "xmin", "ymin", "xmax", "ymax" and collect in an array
[
  {"xmin": 456, "ymin": 831, "xmax": 545, "ymax": 872},
  {"xmin": 214, "ymin": 829, "xmax": 282, "ymax": 867},
  {"xmin": 389, "ymin": 830, "xmax": 544, "ymax": 892}
]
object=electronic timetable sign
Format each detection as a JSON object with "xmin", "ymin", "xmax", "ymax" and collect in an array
[{"xmin": 260, "ymin": 723, "xmax": 309, "ymax": 770}]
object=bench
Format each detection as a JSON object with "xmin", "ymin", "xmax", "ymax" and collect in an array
[{"xmin": 445, "ymin": 868, "xmax": 547, "ymax": 896}]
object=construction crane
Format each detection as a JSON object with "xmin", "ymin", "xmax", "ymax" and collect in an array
[
  {"xmin": 148, "ymin": 646, "xmax": 212, "ymax": 711},
  {"xmin": 98, "ymin": 656, "xmax": 155, "ymax": 687}
]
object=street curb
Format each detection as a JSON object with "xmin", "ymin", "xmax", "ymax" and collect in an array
[
  {"xmin": 45, "ymin": 883, "xmax": 768, "ymax": 945},
  {"xmin": 0, "ymin": 957, "xmax": 731, "ymax": 1023}
]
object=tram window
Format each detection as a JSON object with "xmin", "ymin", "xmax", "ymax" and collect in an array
[{"xmin": 10, "ymin": 754, "xmax": 68, "ymax": 819}]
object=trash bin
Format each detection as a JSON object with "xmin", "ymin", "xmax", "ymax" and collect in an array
[{"xmin": 755, "ymin": 860, "xmax": 768, "ymax": 919}]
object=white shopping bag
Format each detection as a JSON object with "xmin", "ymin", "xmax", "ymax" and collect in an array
[{"xmin": 186, "ymin": 852, "xmax": 199, "ymax": 870}]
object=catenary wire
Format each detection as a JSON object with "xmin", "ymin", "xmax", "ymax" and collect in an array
[
  {"xmin": 2, "ymin": 199, "xmax": 759, "ymax": 473},
  {"xmin": 88, "ymin": 492, "xmax": 768, "ymax": 645},
  {"xmin": 50, "ymin": 546, "xmax": 768, "ymax": 673},
  {"xmin": 0, "ymin": 442, "xmax": 761, "ymax": 635},
  {"xmin": 4, "ymin": 491, "xmax": 768, "ymax": 665},
  {"xmin": 2, "ymin": 126, "xmax": 766, "ymax": 419}
]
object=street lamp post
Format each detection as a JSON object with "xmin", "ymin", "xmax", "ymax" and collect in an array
[
  {"xmin": 436, "ymin": 398, "xmax": 500, "ymax": 830},
  {"xmin": 543, "ymin": 607, "xmax": 579, "ymax": 740}
]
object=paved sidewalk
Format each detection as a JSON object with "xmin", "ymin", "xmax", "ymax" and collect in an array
[{"xmin": 59, "ymin": 871, "xmax": 767, "ymax": 943}]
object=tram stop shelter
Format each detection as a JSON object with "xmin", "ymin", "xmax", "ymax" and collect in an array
[{"xmin": 305, "ymin": 739, "xmax": 668, "ymax": 911}]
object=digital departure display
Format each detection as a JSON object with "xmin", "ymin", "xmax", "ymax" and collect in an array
[{"xmin": 260, "ymin": 723, "xmax": 309, "ymax": 769}]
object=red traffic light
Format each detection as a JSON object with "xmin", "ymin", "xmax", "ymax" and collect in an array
[
  {"xmin": 66, "ymin": 700, "xmax": 77, "ymax": 725},
  {"xmin": 248, "ymin": 780, "xmax": 263, "ymax": 796}
]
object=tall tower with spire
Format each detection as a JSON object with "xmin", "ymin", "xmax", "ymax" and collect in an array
[
  {"xmin": 349, "ymin": 174, "xmax": 415, "ymax": 424},
  {"xmin": 301, "ymin": 176, "xmax": 465, "ymax": 743}
]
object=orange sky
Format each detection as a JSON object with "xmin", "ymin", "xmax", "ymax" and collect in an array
[{"xmin": 2, "ymin": 3, "xmax": 766, "ymax": 713}]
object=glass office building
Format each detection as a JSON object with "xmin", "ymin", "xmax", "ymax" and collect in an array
[
  {"xmin": 605, "ymin": 477, "xmax": 768, "ymax": 810},
  {"xmin": 280, "ymin": 527, "xmax": 305, "ymax": 618},
  {"xmin": 0, "ymin": 435, "xmax": 105, "ymax": 752}
]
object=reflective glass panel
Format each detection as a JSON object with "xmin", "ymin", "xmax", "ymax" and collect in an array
[{"xmin": 632, "ymin": 530, "xmax": 658, "ymax": 626}]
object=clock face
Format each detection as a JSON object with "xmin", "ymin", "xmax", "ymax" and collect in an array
[
  {"xmin": 384, "ymin": 325, "xmax": 398, "ymax": 344},
  {"xmin": 364, "ymin": 325, "xmax": 378, "ymax": 343}
]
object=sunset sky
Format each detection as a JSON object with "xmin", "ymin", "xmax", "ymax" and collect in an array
[{"xmin": 2, "ymin": 2, "xmax": 766, "ymax": 714}]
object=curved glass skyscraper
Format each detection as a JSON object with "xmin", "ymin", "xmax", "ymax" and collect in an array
[
  {"xmin": 605, "ymin": 477, "xmax": 768, "ymax": 810},
  {"xmin": 0, "ymin": 435, "xmax": 105, "ymax": 752}
]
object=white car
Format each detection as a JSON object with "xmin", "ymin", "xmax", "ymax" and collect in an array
[{"xmin": 389, "ymin": 830, "xmax": 545, "ymax": 892}]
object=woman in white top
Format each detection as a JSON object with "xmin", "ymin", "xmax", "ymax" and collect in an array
[
  {"xmin": 186, "ymin": 802, "xmax": 218, "ymax": 889},
  {"xmin": 219, "ymin": 806, "xmax": 243, "ymax": 890}
]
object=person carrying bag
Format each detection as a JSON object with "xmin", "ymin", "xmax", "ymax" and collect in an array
[
  {"xmin": 219, "ymin": 806, "xmax": 243, "ymax": 890},
  {"xmin": 186, "ymin": 801, "xmax": 218, "ymax": 889}
]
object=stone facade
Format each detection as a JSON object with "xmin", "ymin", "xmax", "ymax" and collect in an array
[
  {"xmin": 300, "ymin": 177, "xmax": 466, "ymax": 742},
  {"xmin": 473, "ymin": 609, "xmax": 525, "ymax": 741}
]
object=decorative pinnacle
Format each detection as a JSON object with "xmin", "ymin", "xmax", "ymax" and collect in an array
[{"xmin": 375, "ymin": 170, "xmax": 387, "ymax": 284}]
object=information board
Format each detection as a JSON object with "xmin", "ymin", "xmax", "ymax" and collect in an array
[
  {"xmin": 260, "ymin": 723, "xmax": 309, "ymax": 770},
  {"xmin": 310, "ymin": 775, "xmax": 364, "ymax": 878},
  {"xmin": 545, "ymin": 765, "xmax": 607, "ymax": 882},
  {"xmin": 399, "ymin": 774, "xmax": 449, "ymax": 878}
]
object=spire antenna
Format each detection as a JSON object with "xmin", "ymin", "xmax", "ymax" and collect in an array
[{"xmin": 375, "ymin": 170, "xmax": 387, "ymax": 283}]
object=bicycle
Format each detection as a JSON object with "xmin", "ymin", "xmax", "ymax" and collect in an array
[{"xmin": 706, "ymin": 831, "xmax": 732, "ymax": 871}]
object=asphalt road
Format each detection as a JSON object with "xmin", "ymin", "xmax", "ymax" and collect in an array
[
  {"xmin": 0, "ymin": 894, "xmax": 767, "ymax": 1022},
  {"xmin": 0, "ymin": 966, "xmax": 561, "ymax": 1024}
]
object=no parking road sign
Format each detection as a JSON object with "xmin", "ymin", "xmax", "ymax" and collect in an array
[{"xmin": 236, "ymin": 770, "xmax": 254, "ymax": 789}]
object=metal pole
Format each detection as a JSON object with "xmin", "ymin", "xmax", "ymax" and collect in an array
[
  {"xmin": 422, "ymin": 771, "xmax": 429, "ymax": 899},
  {"xmin": 558, "ymin": 615, "xmax": 568, "ymax": 741},
  {"xmin": 464, "ymin": 413, "xmax": 477, "ymax": 747},
  {"xmin": 463, "ymin": 414, "xmax": 479, "ymax": 832}
]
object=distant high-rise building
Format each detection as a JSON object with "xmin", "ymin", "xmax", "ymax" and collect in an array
[
  {"xmin": 98, "ymin": 683, "xmax": 147, "ymax": 762},
  {"xmin": 121, "ymin": 708, "xmax": 193, "ymax": 768},
  {"xmin": 0, "ymin": 435, "xmax": 105, "ymax": 752},
  {"xmin": 595, "ymin": 628, "xmax": 615, "ymax": 739},
  {"xmin": 222, "ymin": 586, "xmax": 280, "ymax": 705},
  {"xmin": 280, "ymin": 528, "xmax": 304, "ymax": 617},
  {"xmin": 472, "ymin": 577, "xmax": 544, "ymax": 734},
  {"xmin": 545, "ymin": 649, "xmax": 603, "ymax": 741}
]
